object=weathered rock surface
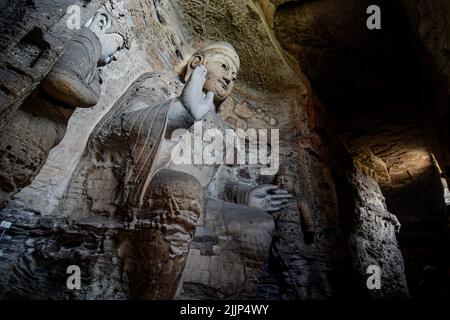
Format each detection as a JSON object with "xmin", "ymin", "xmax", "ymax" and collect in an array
[
  {"xmin": 0, "ymin": 203, "xmax": 127, "ymax": 299},
  {"xmin": 177, "ymin": 199, "xmax": 274, "ymax": 299}
]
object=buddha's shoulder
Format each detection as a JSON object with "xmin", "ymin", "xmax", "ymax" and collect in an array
[
  {"xmin": 101, "ymin": 70, "xmax": 183, "ymax": 120},
  {"xmin": 129, "ymin": 70, "xmax": 183, "ymax": 98}
]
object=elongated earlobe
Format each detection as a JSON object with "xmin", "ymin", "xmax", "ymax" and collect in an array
[{"xmin": 184, "ymin": 55, "xmax": 204, "ymax": 82}]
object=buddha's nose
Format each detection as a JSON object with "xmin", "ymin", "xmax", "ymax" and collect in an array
[{"xmin": 223, "ymin": 74, "xmax": 231, "ymax": 85}]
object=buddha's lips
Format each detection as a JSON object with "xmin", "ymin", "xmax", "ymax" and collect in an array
[{"xmin": 219, "ymin": 80, "xmax": 228, "ymax": 90}]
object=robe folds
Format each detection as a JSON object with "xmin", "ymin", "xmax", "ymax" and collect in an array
[{"xmin": 88, "ymin": 71, "xmax": 184, "ymax": 211}]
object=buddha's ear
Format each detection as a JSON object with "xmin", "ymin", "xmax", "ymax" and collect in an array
[
  {"xmin": 184, "ymin": 54, "xmax": 204, "ymax": 82},
  {"xmin": 89, "ymin": 11, "xmax": 111, "ymax": 34}
]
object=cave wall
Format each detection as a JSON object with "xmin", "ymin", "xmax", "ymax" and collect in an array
[
  {"xmin": 384, "ymin": 161, "xmax": 448, "ymax": 297},
  {"xmin": 399, "ymin": 0, "xmax": 450, "ymax": 180},
  {"xmin": 338, "ymin": 104, "xmax": 449, "ymax": 297}
]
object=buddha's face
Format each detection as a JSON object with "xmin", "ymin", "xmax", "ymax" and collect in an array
[
  {"xmin": 191, "ymin": 52, "xmax": 238, "ymax": 104},
  {"xmin": 98, "ymin": 32, "xmax": 124, "ymax": 65},
  {"xmin": 89, "ymin": 13, "xmax": 125, "ymax": 66}
]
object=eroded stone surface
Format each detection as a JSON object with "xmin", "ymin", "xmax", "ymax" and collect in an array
[{"xmin": 177, "ymin": 199, "xmax": 274, "ymax": 299}]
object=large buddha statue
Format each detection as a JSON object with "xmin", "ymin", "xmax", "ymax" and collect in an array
[
  {"xmin": 0, "ymin": 0, "xmax": 133, "ymax": 208},
  {"xmin": 63, "ymin": 41, "xmax": 291, "ymax": 299}
]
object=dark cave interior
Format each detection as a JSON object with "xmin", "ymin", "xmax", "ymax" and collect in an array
[{"xmin": 274, "ymin": 0, "xmax": 450, "ymax": 297}]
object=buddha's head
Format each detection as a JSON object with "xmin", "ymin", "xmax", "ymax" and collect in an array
[
  {"xmin": 185, "ymin": 41, "xmax": 240, "ymax": 105},
  {"xmin": 87, "ymin": 0, "xmax": 133, "ymax": 66}
]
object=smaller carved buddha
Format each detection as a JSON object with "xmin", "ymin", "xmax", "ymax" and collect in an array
[
  {"xmin": 41, "ymin": 0, "xmax": 133, "ymax": 108},
  {"xmin": 276, "ymin": 163, "xmax": 316, "ymax": 243}
]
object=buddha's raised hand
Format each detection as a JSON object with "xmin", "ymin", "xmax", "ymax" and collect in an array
[{"xmin": 180, "ymin": 64, "xmax": 214, "ymax": 121}]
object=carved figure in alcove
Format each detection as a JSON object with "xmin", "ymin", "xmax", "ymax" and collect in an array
[{"xmin": 276, "ymin": 163, "xmax": 316, "ymax": 243}]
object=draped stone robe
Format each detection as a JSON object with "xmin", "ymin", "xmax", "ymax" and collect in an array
[{"xmin": 68, "ymin": 71, "xmax": 184, "ymax": 217}]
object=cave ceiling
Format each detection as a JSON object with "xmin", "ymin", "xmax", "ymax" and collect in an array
[{"xmin": 273, "ymin": 0, "xmax": 420, "ymax": 115}]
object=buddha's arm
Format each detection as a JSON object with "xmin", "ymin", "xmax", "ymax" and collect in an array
[
  {"xmin": 164, "ymin": 98, "xmax": 196, "ymax": 138},
  {"xmin": 297, "ymin": 200, "xmax": 316, "ymax": 233},
  {"xmin": 224, "ymin": 181, "xmax": 252, "ymax": 205}
]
